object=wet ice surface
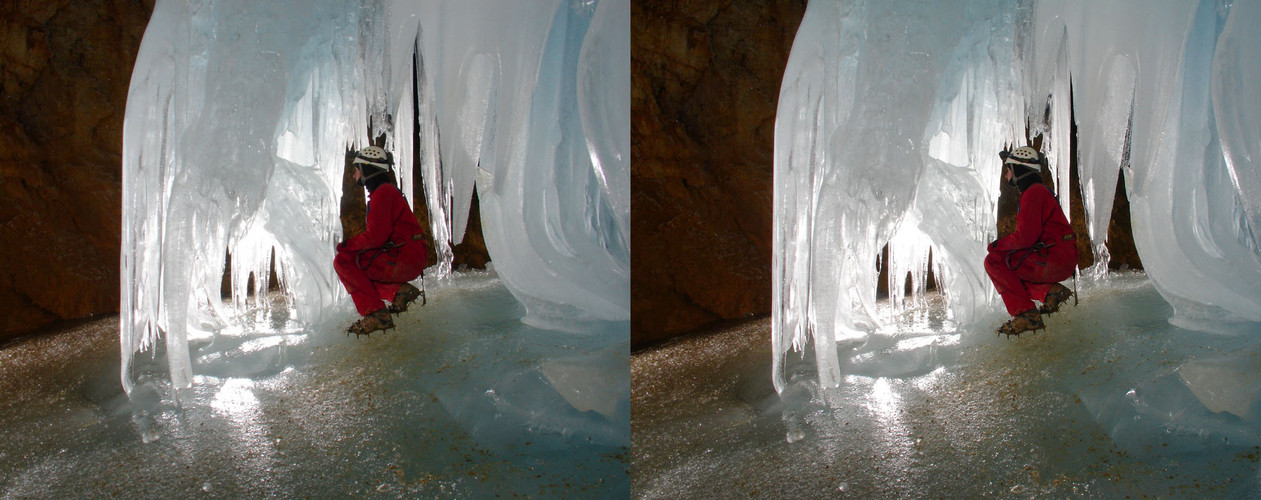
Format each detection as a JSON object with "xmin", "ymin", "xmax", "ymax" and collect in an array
[
  {"xmin": 633, "ymin": 274, "xmax": 1261, "ymax": 498},
  {"xmin": 1, "ymin": 271, "xmax": 628, "ymax": 498}
]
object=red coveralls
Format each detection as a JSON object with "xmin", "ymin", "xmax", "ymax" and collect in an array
[
  {"xmin": 334, "ymin": 183, "xmax": 428, "ymax": 316},
  {"xmin": 985, "ymin": 183, "xmax": 1078, "ymax": 316}
]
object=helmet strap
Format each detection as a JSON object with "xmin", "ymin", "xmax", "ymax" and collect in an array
[
  {"xmin": 356, "ymin": 165, "xmax": 393, "ymax": 190},
  {"xmin": 1008, "ymin": 169, "xmax": 1039, "ymax": 192}
]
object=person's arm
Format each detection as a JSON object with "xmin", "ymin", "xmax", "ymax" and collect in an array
[
  {"xmin": 991, "ymin": 186, "xmax": 1049, "ymax": 251},
  {"xmin": 341, "ymin": 189, "xmax": 398, "ymax": 251}
]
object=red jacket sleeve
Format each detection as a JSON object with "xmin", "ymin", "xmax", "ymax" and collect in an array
[
  {"xmin": 992, "ymin": 184, "xmax": 1054, "ymax": 252},
  {"xmin": 342, "ymin": 187, "xmax": 399, "ymax": 251}
]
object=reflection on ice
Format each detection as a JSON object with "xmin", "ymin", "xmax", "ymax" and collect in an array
[
  {"xmin": 773, "ymin": 0, "xmax": 1261, "ymax": 395},
  {"xmin": 842, "ymin": 294, "xmax": 962, "ymax": 379},
  {"xmin": 208, "ymin": 378, "xmax": 260, "ymax": 416},
  {"xmin": 863, "ymin": 377, "xmax": 901, "ymax": 423},
  {"xmin": 2, "ymin": 271, "xmax": 627, "ymax": 498},
  {"xmin": 633, "ymin": 274, "xmax": 1261, "ymax": 497},
  {"xmin": 1178, "ymin": 343, "xmax": 1261, "ymax": 419},
  {"xmin": 542, "ymin": 341, "xmax": 630, "ymax": 417},
  {"xmin": 237, "ymin": 335, "xmax": 306, "ymax": 355}
]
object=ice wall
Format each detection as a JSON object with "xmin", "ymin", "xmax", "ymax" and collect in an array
[
  {"xmin": 121, "ymin": 0, "xmax": 629, "ymax": 395},
  {"xmin": 407, "ymin": 0, "xmax": 630, "ymax": 333},
  {"xmin": 773, "ymin": 0, "xmax": 1261, "ymax": 390}
]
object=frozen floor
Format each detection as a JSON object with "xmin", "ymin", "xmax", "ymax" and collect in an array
[
  {"xmin": 632, "ymin": 273, "xmax": 1261, "ymax": 498},
  {"xmin": 0, "ymin": 270, "xmax": 628, "ymax": 498}
]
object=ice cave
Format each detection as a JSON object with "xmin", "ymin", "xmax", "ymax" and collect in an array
[
  {"xmin": 3, "ymin": 0, "xmax": 628, "ymax": 497},
  {"xmin": 7, "ymin": 0, "xmax": 1261, "ymax": 497},
  {"xmin": 633, "ymin": 0, "xmax": 1261, "ymax": 497}
]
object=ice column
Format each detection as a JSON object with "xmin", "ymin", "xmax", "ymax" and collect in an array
[
  {"xmin": 774, "ymin": 0, "xmax": 1261, "ymax": 390},
  {"xmin": 122, "ymin": 0, "xmax": 372, "ymax": 395},
  {"xmin": 122, "ymin": 0, "xmax": 630, "ymax": 394},
  {"xmin": 772, "ymin": 0, "xmax": 1025, "ymax": 391},
  {"xmin": 1032, "ymin": 0, "xmax": 1261, "ymax": 328},
  {"xmin": 406, "ymin": 0, "xmax": 630, "ymax": 332}
]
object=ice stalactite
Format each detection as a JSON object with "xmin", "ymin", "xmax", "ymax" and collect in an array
[
  {"xmin": 773, "ymin": 0, "xmax": 1026, "ymax": 391},
  {"xmin": 773, "ymin": 0, "xmax": 1261, "ymax": 390},
  {"xmin": 121, "ymin": 0, "xmax": 628, "ymax": 395},
  {"xmin": 411, "ymin": 0, "xmax": 630, "ymax": 334}
]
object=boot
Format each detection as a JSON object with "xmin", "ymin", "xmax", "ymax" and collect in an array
[
  {"xmin": 347, "ymin": 309, "xmax": 394, "ymax": 337},
  {"xmin": 997, "ymin": 309, "xmax": 1044, "ymax": 337},
  {"xmin": 1040, "ymin": 283, "xmax": 1073, "ymax": 315},
  {"xmin": 387, "ymin": 283, "xmax": 423, "ymax": 314}
]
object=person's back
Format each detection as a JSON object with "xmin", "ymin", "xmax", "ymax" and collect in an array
[
  {"xmin": 372, "ymin": 183, "xmax": 425, "ymax": 249},
  {"xmin": 985, "ymin": 146, "xmax": 1077, "ymax": 336},
  {"xmin": 335, "ymin": 146, "xmax": 428, "ymax": 336}
]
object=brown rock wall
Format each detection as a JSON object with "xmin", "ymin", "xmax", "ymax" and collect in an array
[
  {"xmin": 0, "ymin": 0, "xmax": 153, "ymax": 340},
  {"xmin": 632, "ymin": 0, "xmax": 806, "ymax": 349}
]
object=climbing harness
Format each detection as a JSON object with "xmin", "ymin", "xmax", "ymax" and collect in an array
[
  {"xmin": 1004, "ymin": 232, "xmax": 1075, "ymax": 271},
  {"xmin": 353, "ymin": 233, "xmax": 428, "ymax": 307}
]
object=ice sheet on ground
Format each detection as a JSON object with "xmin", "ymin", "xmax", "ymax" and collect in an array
[
  {"xmin": 635, "ymin": 274, "xmax": 1261, "ymax": 498},
  {"xmin": 1179, "ymin": 343, "xmax": 1261, "ymax": 419},
  {"xmin": 2, "ymin": 270, "xmax": 627, "ymax": 498}
]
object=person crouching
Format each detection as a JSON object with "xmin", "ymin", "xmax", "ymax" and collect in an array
[
  {"xmin": 335, "ymin": 146, "xmax": 428, "ymax": 336},
  {"xmin": 985, "ymin": 146, "xmax": 1077, "ymax": 336}
]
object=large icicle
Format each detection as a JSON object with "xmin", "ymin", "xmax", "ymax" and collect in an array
[
  {"xmin": 774, "ymin": 0, "xmax": 1261, "ymax": 390},
  {"xmin": 122, "ymin": 0, "xmax": 369, "ymax": 395},
  {"xmin": 407, "ymin": 0, "xmax": 631, "ymax": 332},
  {"xmin": 122, "ymin": 0, "xmax": 629, "ymax": 394},
  {"xmin": 773, "ymin": 0, "xmax": 1025, "ymax": 391}
]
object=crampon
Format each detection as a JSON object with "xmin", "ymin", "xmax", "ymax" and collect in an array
[
  {"xmin": 347, "ymin": 309, "xmax": 394, "ymax": 337},
  {"xmin": 387, "ymin": 282, "xmax": 424, "ymax": 314},
  {"xmin": 1039, "ymin": 283, "xmax": 1073, "ymax": 315},
  {"xmin": 996, "ymin": 309, "xmax": 1044, "ymax": 337}
]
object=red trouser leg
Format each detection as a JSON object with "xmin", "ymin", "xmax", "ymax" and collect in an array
[
  {"xmin": 334, "ymin": 246, "xmax": 426, "ymax": 316},
  {"xmin": 335, "ymin": 250, "xmax": 385, "ymax": 316},
  {"xmin": 335, "ymin": 249, "xmax": 394, "ymax": 316},
  {"xmin": 985, "ymin": 247, "xmax": 1074, "ymax": 316},
  {"xmin": 986, "ymin": 250, "xmax": 1035, "ymax": 316}
]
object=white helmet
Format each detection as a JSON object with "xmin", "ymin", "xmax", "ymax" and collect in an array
[
  {"xmin": 1003, "ymin": 146, "xmax": 1041, "ymax": 171},
  {"xmin": 353, "ymin": 146, "xmax": 394, "ymax": 170}
]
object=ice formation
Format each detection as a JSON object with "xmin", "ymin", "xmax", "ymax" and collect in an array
[
  {"xmin": 773, "ymin": 0, "xmax": 1261, "ymax": 391},
  {"xmin": 121, "ymin": 0, "xmax": 628, "ymax": 395}
]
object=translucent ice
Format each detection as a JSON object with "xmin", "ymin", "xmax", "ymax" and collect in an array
[
  {"xmin": 1179, "ymin": 344, "xmax": 1261, "ymax": 419},
  {"xmin": 773, "ymin": 0, "xmax": 1261, "ymax": 390},
  {"xmin": 773, "ymin": 0, "xmax": 1025, "ymax": 390},
  {"xmin": 121, "ymin": 0, "xmax": 628, "ymax": 394},
  {"xmin": 541, "ymin": 341, "xmax": 630, "ymax": 417},
  {"xmin": 635, "ymin": 276, "xmax": 1261, "ymax": 497}
]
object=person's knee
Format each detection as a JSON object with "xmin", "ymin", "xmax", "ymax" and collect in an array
[
  {"xmin": 333, "ymin": 252, "xmax": 357, "ymax": 273},
  {"xmin": 984, "ymin": 251, "xmax": 1005, "ymax": 273}
]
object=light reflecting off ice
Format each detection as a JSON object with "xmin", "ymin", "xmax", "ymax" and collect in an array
[
  {"xmin": 2, "ymin": 271, "xmax": 626, "ymax": 497},
  {"xmin": 121, "ymin": 0, "xmax": 630, "ymax": 397},
  {"xmin": 239, "ymin": 335, "xmax": 306, "ymax": 354},
  {"xmin": 210, "ymin": 378, "xmax": 260, "ymax": 416},
  {"xmin": 773, "ymin": 0, "xmax": 1261, "ymax": 393},
  {"xmin": 865, "ymin": 377, "xmax": 901, "ymax": 420},
  {"xmin": 635, "ymin": 276, "xmax": 1261, "ymax": 497},
  {"xmin": 836, "ymin": 292, "xmax": 962, "ymax": 380},
  {"xmin": 895, "ymin": 335, "xmax": 956, "ymax": 352},
  {"xmin": 873, "ymin": 292, "xmax": 958, "ymax": 336}
]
